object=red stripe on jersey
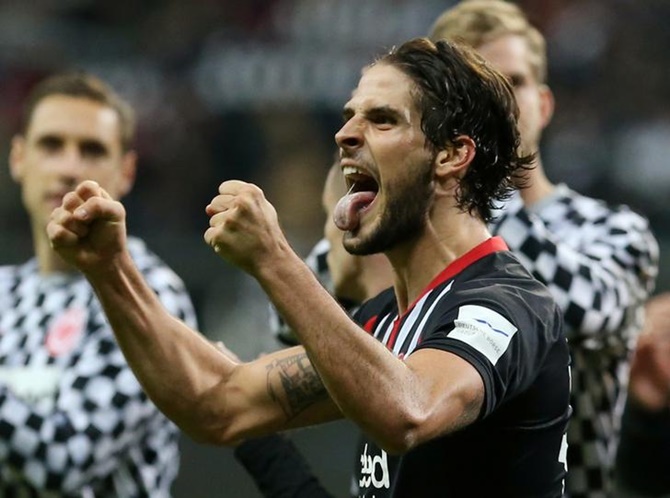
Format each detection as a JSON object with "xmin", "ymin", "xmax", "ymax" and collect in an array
[
  {"xmin": 387, "ymin": 317, "xmax": 401, "ymax": 351},
  {"xmin": 386, "ymin": 237, "xmax": 507, "ymax": 349},
  {"xmin": 363, "ymin": 315, "xmax": 377, "ymax": 334}
]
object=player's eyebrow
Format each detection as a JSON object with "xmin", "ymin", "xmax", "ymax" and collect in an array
[
  {"xmin": 342, "ymin": 105, "xmax": 404, "ymax": 124},
  {"xmin": 365, "ymin": 105, "xmax": 403, "ymax": 123}
]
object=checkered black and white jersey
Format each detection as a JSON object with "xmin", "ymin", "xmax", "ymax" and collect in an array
[
  {"xmin": 490, "ymin": 185, "xmax": 659, "ymax": 498},
  {"xmin": 0, "ymin": 237, "xmax": 197, "ymax": 497}
]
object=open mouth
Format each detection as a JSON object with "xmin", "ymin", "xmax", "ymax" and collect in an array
[
  {"xmin": 334, "ymin": 166, "xmax": 379, "ymax": 231},
  {"xmin": 343, "ymin": 166, "xmax": 379, "ymax": 196}
]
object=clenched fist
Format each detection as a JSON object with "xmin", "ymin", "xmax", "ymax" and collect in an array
[
  {"xmin": 47, "ymin": 180, "xmax": 128, "ymax": 275},
  {"xmin": 205, "ymin": 180, "xmax": 289, "ymax": 275}
]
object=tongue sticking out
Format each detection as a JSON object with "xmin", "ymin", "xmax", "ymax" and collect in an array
[{"xmin": 333, "ymin": 191, "xmax": 377, "ymax": 231}]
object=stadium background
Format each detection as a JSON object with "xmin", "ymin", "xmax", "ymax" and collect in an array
[{"xmin": 0, "ymin": 1, "xmax": 667, "ymax": 496}]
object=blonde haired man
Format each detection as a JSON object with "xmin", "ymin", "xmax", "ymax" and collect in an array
[{"xmin": 430, "ymin": 2, "xmax": 659, "ymax": 497}]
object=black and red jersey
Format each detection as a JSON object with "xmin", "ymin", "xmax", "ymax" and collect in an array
[{"xmin": 352, "ymin": 237, "xmax": 571, "ymax": 498}]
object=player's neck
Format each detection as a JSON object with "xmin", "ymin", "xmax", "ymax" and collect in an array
[
  {"xmin": 360, "ymin": 255, "xmax": 394, "ymax": 301},
  {"xmin": 33, "ymin": 228, "xmax": 75, "ymax": 275},
  {"xmin": 388, "ymin": 209, "xmax": 490, "ymax": 314},
  {"xmin": 518, "ymin": 157, "xmax": 556, "ymax": 206}
]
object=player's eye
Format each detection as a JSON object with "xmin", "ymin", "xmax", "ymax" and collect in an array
[
  {"xmin": 36, "ymin": 136, "xmax": 63, "ymax": 152},
  {"xmin": 80, "ymin": 141, "xmax": 108, "ymax": 159}
]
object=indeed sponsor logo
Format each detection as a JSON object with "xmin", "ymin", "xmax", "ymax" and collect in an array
[{"xmin": 359, "ymin": 444, "xmax": 390, "ymax": 491}]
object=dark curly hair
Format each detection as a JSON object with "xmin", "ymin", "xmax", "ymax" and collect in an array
[{"xmin": 378, "ymin": 37, "xmax": 534, "ymax": 222}]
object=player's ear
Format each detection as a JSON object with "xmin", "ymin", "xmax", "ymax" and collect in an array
[
  {"xmin": 9, "ymin": 135, "xmax": 26, "ymax": 183},
  {"xmin": 434, "ymin": 136, "xmax": 476, "ymax": 180},
  {"xmin": 116, "ymin": 150, "xmax": 137, "ymax": 198},
  {"xmin": 539, "ymin": 84, "xmax": 555, "ymax": 129}
]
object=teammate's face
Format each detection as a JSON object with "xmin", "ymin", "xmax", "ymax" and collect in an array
[
  {"xmin": 476, "ymin": 34, "xmax": 554, "ymax": 156},
  {"xmin": 335, "ymin": 63, "xmax": 435, "ymax": 256},
  {"xmin": 9, "ymin": 95, "xmax": 136, "ymax": 231}
]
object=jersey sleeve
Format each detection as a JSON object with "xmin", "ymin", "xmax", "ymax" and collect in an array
[
  {"xmin": 413, "ymin": 290, "xmax": 565, "ymax": 419},
  {"xmin": 0, "ymin": 249, "xmax": 197, "ymax": 493},
  {"xmin": 491, "ymin": 198, "xmax": 659, "ymax": 348}
]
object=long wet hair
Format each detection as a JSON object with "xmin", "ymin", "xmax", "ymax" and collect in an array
[{"xmin": 379, "ymin": 37, "xmax": 534, "ymax": 222}]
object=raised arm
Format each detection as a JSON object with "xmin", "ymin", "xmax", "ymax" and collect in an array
[
  {"xmin": 204, "ymin": 180, "xmax": 485, "ymax": 453},
  {"xmin": 259, "ymin": 261, "xmax": 483, "ymax": 453},
  {"xmin": 47, "ymin": 181, "xmax": 340, "ymax": 445}
]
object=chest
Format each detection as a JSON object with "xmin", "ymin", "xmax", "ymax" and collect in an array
[
  {"xmin": 0, "ymin": 280, "xmax": 95, "ymax": 362},
  {"xmin": 369, "ymin": 283, "xmax": 453, "ymax": 358},
  {"xmin": 0, "ymin": 277, "xmax": 99, "ymax": 409}
]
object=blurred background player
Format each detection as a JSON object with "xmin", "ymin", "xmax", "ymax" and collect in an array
[
  {"xmin": 0, "ymin": 72, "xmax": 197, "ymax": 496},
  {"xmin": 428, "ymin": 1, "xmax": 659, "ymax": 496}
]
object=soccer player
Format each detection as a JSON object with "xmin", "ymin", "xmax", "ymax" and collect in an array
[
  {"xmin": 429, "ymin": 2, "xmax": 659, "ymax": 496},
  {"xmin": 47, "ymin": 38, "xmax": 571, "ymax": 497},
  {"xmin": 1, "ymin": 72, "xmax": 197, "ymax": 496}
]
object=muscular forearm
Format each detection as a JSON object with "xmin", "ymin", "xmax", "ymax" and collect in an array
[
  {"xmin": 82, "ymin": 252, "xmax": 245, "ymax": 441},
  {"xmin": 256, "ymin": 252, "xmax": 470, "ymax": 453},
  {"xmin": 85, "ymin": 251, "xmax": 340, "ymax": 443}
]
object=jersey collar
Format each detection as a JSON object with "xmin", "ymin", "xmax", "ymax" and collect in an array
[{"xmin": 405, "ymin": 236, "xmax": 508, "ymax": 313}]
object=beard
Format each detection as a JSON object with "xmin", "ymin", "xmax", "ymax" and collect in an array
[{"xmin": 343, "ymin": 159, "xmax": 434, "ymax": 256}]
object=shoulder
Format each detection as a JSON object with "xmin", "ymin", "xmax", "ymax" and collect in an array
[
  {"xmin": 554, "ymin": 186, "xmax": 653, "ymax": 230},
  {"xmin": 429, "ymin": 256, "xmax": 568, "ymax": 376},
  {"xmin": 0, "ymin": 260, "xmax": 35, "ymax": 289},
  {"xmin": 128, "ymin": 237, "xmax": 186, "ymax": 286},
  {"xmin": 452, "ymin": 251, "xmax": 563, "ymax": 336}
]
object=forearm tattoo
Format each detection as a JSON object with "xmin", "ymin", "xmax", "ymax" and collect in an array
[{"xmin": 266, "ymin": 352, "xmax": 328, "ymax": 419}]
